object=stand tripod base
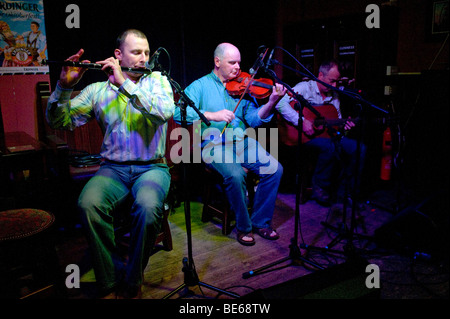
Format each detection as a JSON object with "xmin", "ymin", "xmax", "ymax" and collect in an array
[
  {"xmin": 242, "ymin": 238, "xmax": 324, "ymax": 279},
  {"xmin": 321, "ymin": 220, "xmax": 374, "ymax": 247},
  {"xmin": 300, "ymin": 223, "xmax": 376, "ymax": 258},
  {"xmin": 163, "ymin": 257, "xmax": 240, "ymax": 299}
]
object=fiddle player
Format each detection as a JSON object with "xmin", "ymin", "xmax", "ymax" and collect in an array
[
  {"xmin": 276, "ymin": 59, "xmax": 366, "ymax": 208},
  {"xmin": 46, "ymin": 29, "xmax": 175, "ymax": 298},
  {"xmin": 173, "ymin": 43, "xmax": 286, "ymax": 246}
]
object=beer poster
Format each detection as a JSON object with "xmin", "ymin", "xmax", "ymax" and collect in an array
[{"xmin": 0, "ymin": 0, "xmax": 49, "ymax": 74}]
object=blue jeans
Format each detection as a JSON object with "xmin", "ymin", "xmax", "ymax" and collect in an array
[
  {"xmin": 203, "ymin": 138, "xmax": 283, "ymax": 233},
  {"xmin": 305, "ymin": 136, "xmax": 366, "ymax": 200},
  {"xmin": 78, "ymin": 161, "xmax": 171, "ymax": 290}
]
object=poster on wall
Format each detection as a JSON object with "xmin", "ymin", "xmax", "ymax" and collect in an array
[{"xmin": 0, "ymin": 0, "xmax": 49, "ymax": 74}]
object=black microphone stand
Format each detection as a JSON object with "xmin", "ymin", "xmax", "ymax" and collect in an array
[
  {"xmin": 270, "ymin": 55, "xmax": 388, "ymax": 259},
  {"xmin": 242, "ymin": 69, "xmax": 325, "ymax": 279},
  {"xmin": 158, "ymin": 64, "xmax": 240, "ymax": 299},
  {"xmin": 311, "ymin": 102, "xmax": 374, "ymax": 257}
]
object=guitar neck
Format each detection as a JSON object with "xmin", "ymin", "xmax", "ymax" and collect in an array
[{"xmin": 314, "ymin": 117, "xmax": 359, "ymax": 127}]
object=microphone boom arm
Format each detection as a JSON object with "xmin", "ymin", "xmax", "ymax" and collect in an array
[{"xmin": 267, "ymin": 57, "xmax": 387, "ymax": 114}]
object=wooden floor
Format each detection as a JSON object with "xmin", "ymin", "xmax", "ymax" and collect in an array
[{"xmin": 56, "ymin": 186, "xmax": 449, "ymax": 301}]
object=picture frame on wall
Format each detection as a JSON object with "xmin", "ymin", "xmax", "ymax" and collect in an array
[{"xmin": 432, "ymin": 1, "xmax": 449, "ymax": 34}]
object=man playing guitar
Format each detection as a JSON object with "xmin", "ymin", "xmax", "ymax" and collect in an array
[{"xmin": 276, "ymin": 59, "xmax": 364, "ymax": 207}]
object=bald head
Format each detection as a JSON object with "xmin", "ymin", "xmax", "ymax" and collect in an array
[
  {"xmin": 214, "ymin": 43, "xmax": 239, "ymax": 60},
  {"xmin": 213, "ymin": 43, "xmax": 241, "ymax": 83}
]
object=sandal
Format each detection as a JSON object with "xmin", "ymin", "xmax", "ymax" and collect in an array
[
  {"xmin": 254, "ymin": 227, "xmax": 279, "ymax": 240},
  {"xmin": 237, "ymin": 231, "xmax": 255, "ymax": 246}
]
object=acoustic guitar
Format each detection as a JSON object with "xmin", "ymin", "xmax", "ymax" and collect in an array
[
  {"xmin": 277, "ymin": 102, "xmax": 358, "ymax": 145},
  {"xmin": 300, "ymin": 103, "xmax": 358, "ymax": 143}
]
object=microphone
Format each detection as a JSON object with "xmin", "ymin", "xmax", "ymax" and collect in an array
[
  {"xmin": 145, "ymin": 47, "xmax": 162, "ymax": 71},
  {"xmin": 249, "ymin": 45, "xmax": 266, "ymax": 75},
  {"xmin": 265, "ymin": 48, "xmax": 275, "ymax": 68},
  {"xmin": 338, "ymin": 86, "xmax": 363, "ymax": 95}
]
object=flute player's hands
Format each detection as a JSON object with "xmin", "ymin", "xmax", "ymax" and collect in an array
[
  {"xmin": 59, "ymin": 48, "xmax": 90, "ymax": 89},
  {"xmin": 95, "ymin": 56, "xmax": 126, "ymax": 88}
]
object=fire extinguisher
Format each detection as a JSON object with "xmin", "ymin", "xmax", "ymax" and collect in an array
[{"xmin": 380, "ymin": 126, "xmax": 392, "ymax": 181}]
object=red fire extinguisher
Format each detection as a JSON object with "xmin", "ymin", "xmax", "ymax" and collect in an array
[{"xmin": 380, "ymin": 126, "xmax": 392, "ymax": 181}]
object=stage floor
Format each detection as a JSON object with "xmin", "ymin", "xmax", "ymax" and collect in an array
[{"xmin": 54, "ymin": 188, "xmax": 449, "ymax": 301}]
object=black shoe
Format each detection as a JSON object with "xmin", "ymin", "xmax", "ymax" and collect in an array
[{"xmin": 312, "ymin": 187, "xmax": 331, "ymax": 207}]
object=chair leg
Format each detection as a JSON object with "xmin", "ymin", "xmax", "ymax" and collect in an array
[
  {"xmin": 202, "ymin": 181, "xmax": 212, "ymax": 223},
  {"xmin": 161, "ymin": 203, "xmax": 172, "ymax": 251},
  {"xmin": 201, "ymin": 168, "xmax": 258, "ymax": 236},
  {"xmin": 222, "ymin": 206, "xmax": 231, "ymax": 235},
  {"xmin": 219, "ymin": 187, "xmax": 232, "ymax": 235},
  {"xmin": 247, "ymin": 174, "xmax": 256, "ymax": 212}
]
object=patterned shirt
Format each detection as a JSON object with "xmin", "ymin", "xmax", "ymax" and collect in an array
[{"xmin": 46, "ymin": 72, "xmax": 175, "ymax": 162}]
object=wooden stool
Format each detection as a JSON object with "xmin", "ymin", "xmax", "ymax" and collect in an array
[
  {"xmin": 155, "ymin": 202, "xmax": 173, "ymax": 251},
  {"xmin": 202, "ymin": 166, "xmax": 257, "ymax": 235},
  {"xmin": 114, "ymin": 201, "xmax": 173, "ymax": 252},
  {"xmin": 0, "ymin": 208, "xmax": 62, "ymax": 299}
]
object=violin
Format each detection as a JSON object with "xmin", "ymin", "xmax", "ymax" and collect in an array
[
  {"xmin": 221, "ymin": 68, "xmax": 288, "ymax": 136},
  {"xmin": 226, "ymin": 71, "xmax": 274, "ymax": 99}
]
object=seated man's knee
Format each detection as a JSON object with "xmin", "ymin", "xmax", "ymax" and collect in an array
[
  {"xmin": 78, "ymin": 191, "xmax": 110, "ymax": 224},
  {"xmin": 134, "ymin": 197, "xmax": 163, "ymax": 226},
  {"xmin": 224, "ymin": 168, "xmax": 246, "ymax": 186}
]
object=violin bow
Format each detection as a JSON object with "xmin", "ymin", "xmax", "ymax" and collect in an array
[{"xmin": 220, "ymin": 47, "xmax": 270, "ymax": 137}]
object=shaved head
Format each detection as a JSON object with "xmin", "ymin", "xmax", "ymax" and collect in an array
[
  {"xmin": 213, "ymin": 43, "xmax": 241, "ymax": 83},
  {"xmin": 214, "ymin": 43, "xmax": 239, "ymax": 60}
]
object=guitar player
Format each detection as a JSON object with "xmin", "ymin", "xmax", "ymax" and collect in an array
[{"xmin": 276, "ymin": 59, "xmax": 366, "ymax": 208}]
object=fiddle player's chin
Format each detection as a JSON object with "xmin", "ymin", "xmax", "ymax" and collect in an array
[{"xmin": 228, "ymin": 71, "xmax": 239, "ymax": 80}]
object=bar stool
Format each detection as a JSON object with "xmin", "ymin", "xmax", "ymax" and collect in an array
[
  {"xmin": 0, "ymin": 208, "xmax": 62, "ymax": 298},
  {"xmin": 201, "ymin": 166, "xmax": 257, "ymax": 235}
]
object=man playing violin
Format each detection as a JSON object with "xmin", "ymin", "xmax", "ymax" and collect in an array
[
  {"xmin": 276, "ymin": 59, "xmax": 366, "ymax": 208},
  {"xmin": 174, "ymin": 43, "xmax": 286, "ymax": 246},
  {"xmin": 46, "ymin": 29, "xmax": 175, "ymax": 298}
]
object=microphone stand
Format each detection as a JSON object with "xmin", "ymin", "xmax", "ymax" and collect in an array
[
  {"xmin": 312, "ymin": 102, "xmax": 374, "ymax": 257},
  {"xmin": 159, "ymin": 65, "xmax": 239, "ymax": 299},
  {"xmin": 270, "ymin": 56, "xmax": 388, "ymax": 259},
  {"xmin": 242, "ymin": 69, "xmax": 325, "ymax": 279}
]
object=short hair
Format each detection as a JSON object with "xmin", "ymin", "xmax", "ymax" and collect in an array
[
  {"xmin": 319, "ymin": 59, "xmax": 340, "ymax": 76},
  {"xmin": 116, "ymin": 29, "xmax": 147, "ymax": 50}
]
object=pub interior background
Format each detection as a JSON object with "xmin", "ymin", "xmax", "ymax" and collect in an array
[{"xmin": 0, "ymin": 0, "xmax": 448, "ymax": 302}]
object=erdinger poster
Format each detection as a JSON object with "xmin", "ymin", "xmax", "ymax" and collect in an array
[{"xmin": 0, "ymin": 0, "xmax": 49, "ymax": 74}]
